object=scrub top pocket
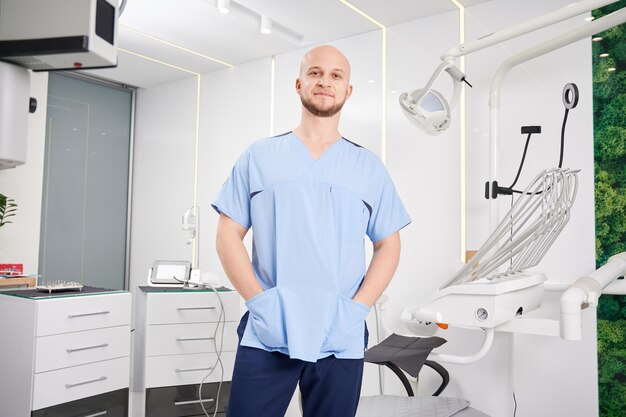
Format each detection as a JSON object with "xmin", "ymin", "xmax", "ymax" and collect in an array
[
  {"xmin": 322, "ymin": 296, "xmax": 370, "ymax": 354},
  {"xmin": 245, "ymin": 287, "xmax": 287, "ymax": 349}
]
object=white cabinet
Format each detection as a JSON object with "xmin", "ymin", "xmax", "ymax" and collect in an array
[
  {"xmin": 133, "ymin": 287, "xmax": 240, "ymax": 417},
  {"xmin": 0, "ymin": 289, "xmax": 132, "ymax": 417}
]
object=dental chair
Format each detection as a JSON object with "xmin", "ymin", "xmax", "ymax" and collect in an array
[{"xmin": 356, "ymin": 334, "xmax": 490, "ymax": 417}]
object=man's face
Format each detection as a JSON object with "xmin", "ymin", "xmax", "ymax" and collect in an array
[{"xmin": 296, "ymin": 46, "xmax": 353, "ymax": 118}]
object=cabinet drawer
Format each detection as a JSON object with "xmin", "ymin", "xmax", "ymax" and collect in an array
[
  {"xmin": 35, "ymin": 325, "xmax": 131, "ymax": 373},
  {"xmin": 145, "ymin": 351, "xmax": 235, "ymax": 388},
  {"xmin": 31, "ymin": 388, "xmax": 128, "ymax": 417},
  {"xmin": 146, "ymin": 322, "xmax": 238, "ymax": 356},
  {"xmin": 32, "ymin": 356, "xmax": 130, "ymax": 410},
  {"xmin": 147, "ymin": 291, "xmax": 239, "ymax": 325},
  {"xmin": 36, "ymin": 293, "xmax": 131, "ymax": 336},
  {"xmin": 145, "ymin": 382, "xmax": 230, "ymax": 417}
]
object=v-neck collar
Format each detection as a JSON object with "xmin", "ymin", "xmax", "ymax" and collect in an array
[{"xmin": 291, "ymin": 131, "xmax": 344, "ymax": 164}]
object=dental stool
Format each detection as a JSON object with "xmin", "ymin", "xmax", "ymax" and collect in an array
[{"xmin": 356, "ymin": 334, "xmax": 490, "ymax": 417}]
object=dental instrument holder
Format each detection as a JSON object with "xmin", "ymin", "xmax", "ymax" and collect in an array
[{"xmin": 404, "ymin": 168, "xmax": 579, "ymax": 333}]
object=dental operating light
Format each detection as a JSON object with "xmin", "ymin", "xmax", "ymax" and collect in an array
[{"xmin": 399, "ymin": 62, "xmax": 468, "ymax": 135}]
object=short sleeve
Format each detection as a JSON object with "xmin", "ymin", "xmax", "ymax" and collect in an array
[
  {"xmin": 366, "ymin": 168, "xmax": 411, "ymax": 242},
  {"xmin": 211, "ymin": 149, "xmax": 252, "ymax": 228}
]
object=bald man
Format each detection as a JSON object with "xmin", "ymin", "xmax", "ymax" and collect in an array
[{"xmin": 213, "ymin": 45, "xmax": 411, "ymax": 417}]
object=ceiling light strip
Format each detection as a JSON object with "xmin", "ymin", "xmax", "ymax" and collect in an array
[
  {"xmin": 270, "ymin": 56, "xmax": 276, "ymax": 136},
  {"xmin": 118, "ymin": 47, "xmax": 202, "ymax": 268},
  {"xmin": 118, "ymin": 48, "xmax": 199, "ymax": 74},
  {"xmin": 192, "ymin": 73, "xmax": 202, "ymax": 268},
  {"xmin": 337, "ymin": 0, "xmax": 387, "ymax": 164},
  {"xmin": 120, "ymin": 24, "xmax": 234, "ymax": 68},
  {"xmin": 450, "ymin": 0, "xmax": 467, "ymax": 264}
]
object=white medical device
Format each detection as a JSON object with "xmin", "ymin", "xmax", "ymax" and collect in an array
[
  {"xmin": 403, "ymin": 168, "xmax": 578, "ymax": 331},
  {"xmin": 147, "ymin": 260, "xmax": 191, "ymax": 287},
  {"xmin": 0, "ymin": 0, "xmax": 119, "ymax": 71}
]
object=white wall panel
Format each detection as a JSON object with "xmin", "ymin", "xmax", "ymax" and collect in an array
[
  {"xmin": 197, "ymin": 59, "xmax": 272, "ymax": 282},
  {"xmin": 129, "ymin": 76, "xmax": 197, "ymax": 291}
]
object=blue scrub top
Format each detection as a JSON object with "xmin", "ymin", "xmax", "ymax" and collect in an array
[{"xmin": 212, "ymin": 132, "xmax": 411, "ymax": 362}]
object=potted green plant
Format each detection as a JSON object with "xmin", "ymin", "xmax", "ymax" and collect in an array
[{"xmin": 0, "ymin": 193, "xmax": 17, "ymax": 228}]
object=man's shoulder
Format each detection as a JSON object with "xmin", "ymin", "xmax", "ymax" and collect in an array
[
  {"xmin": 247, "ymin": 132, "xmax": 292, "ymax": 154},
  {"xmin": 341, "ymin": 137, "xmax": 384, "ymax": 168}
]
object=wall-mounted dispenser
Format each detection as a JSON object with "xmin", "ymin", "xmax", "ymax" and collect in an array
[{"xmin": 0, "ymin": 61, "xmax": 29, "ymax": 169}]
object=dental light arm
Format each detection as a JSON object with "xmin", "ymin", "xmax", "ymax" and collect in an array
[
  {"xmin": 440, "ymin": 0, "xmax": 619, "ymax": 60},
  {"xmin": 400, "ymin": 0, "xmax": 620, "ymax": 136}
]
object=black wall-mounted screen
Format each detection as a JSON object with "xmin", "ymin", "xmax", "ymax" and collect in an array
[{"xmin": 95, "ymin": 0, "xmax": 115, "ymax": 45}]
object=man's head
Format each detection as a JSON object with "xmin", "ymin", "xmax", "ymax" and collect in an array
[{"xmin": 296, "ymin": 45, "xmax": 353, "ymax": 118}]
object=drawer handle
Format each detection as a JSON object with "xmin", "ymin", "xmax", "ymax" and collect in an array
[
  {"xmin": 65, "ymin": 376, "xmax": 108, "ymax": 388},
  {"xmin": 176, "ymin": 306, "xmax": 216, "ymax": 311},
  {"xmin": 68, "ymin": 310, "xmax": 110, "ymax": 318},
  {"xmin": 176, "ymin": 337, "xmax": 215, "ymax": 342},
  {"xmin": 175, "ymin": 367, "xmax": 214, "ymax": 373},
  {"xmin": 83, "ymin": 412, "xmax": 108, "ymax": 417},
  {"xmin": 67, "ymin": 343, "xmax": 109, "ymax": 353},
  {"xmin": 174, "ymin": 398, "xmax": 215, "ymax": 406}
]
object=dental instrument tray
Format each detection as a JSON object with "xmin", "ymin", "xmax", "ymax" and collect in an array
[{"xmin": 36, "ymin": 281, "xmax": 84, "ymax": 294}]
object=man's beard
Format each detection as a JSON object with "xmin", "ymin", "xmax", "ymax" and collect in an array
[{"xmin": 301, "ymin": 95, "xmax": 346, "ymax": 118}]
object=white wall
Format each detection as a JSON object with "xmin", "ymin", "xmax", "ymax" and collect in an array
[
  {"xmin": 129, "ymin": 76, "xmax": 198, "ymax": 290},
  {"xmin": 129, "ymin": 1, "xmax": 601, "ymax": 416},
  {"xmin": 0, "ymin": 72, "xmax": 48, "ymax": 274}
]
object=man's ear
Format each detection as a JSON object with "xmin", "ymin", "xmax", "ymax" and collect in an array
[
  {"xmin": 345, "ymin": 84, "xmax": 353, "ymax": 100},
  {"xmin": 295, "ymin": 78, "xmax": 301, "ymax": 93}
]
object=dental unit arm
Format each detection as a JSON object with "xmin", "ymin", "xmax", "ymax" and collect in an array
[
  {"xmin": 396, "ymin": 0, "xmax": 626, "ymax": 364},
  {"xmin": 560, "ymin": 252, "xmax": 626, "ymax": 340}
]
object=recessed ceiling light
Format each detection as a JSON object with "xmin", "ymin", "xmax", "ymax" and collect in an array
[
  {"xmin": 585, "ymin": 16, "xmax": 595, "ymax": 22},
  {"xmin": 260, "ymin": 15, "xmax": 272, "ymax": 34},
  {"xmin": 368, "ymin": 79, "xmax": 376, "ymax": 84},
  {"xmin": 217, "ymin": 0, "xmax": 230, "ymax": 14},
  {"xmin": 592, "ymin": 36, "xmax": 603, "ymax": 42},
  {"xmin": 599, "ymin": 53, "xmax": 609, "ymax": 58},
  {"xmin": 607, "ymin": 67, "xmax": 616, "ymax": 72}
]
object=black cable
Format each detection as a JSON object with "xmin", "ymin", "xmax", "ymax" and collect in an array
[
  {"xmin": 508, "ymin": 133, "xmax": 533, "ymax": 190},
  {"xmin": 559, "ymin": 108, "xmax": 569, "ymax": 168},
  {"xmin": 513, "ymin": 391, "xmax": 518, "ymax": 417}
]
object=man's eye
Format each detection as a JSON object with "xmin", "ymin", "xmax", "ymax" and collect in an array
[{"xmin": 333, "ymin": 73, "xmax": 342, "ymax": 79}]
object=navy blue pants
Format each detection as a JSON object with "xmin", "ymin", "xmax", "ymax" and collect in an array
[{"xmin": 227, "ymin": 312, "xmax": 367, "ymax": 417}]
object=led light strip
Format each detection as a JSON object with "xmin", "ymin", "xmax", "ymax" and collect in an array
[
  {"xmin": 120, "ymin": 25, "xmax": 234, "ymax": 68},
  {"xmin": 449, "ymin": 0, "xmax": 467, "ymax": 264},
  {"xmin": 270, "ymin": 56, "xmax": 276, "ymax": 136},
  {"xmin": 338, "ymin": 0, "xmax": 387, "ymax": 164},
  {"xmin": 118, "ymin": 48, "xmax": 203, "ymax": 268}
]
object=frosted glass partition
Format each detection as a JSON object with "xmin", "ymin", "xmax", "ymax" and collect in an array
[{"xmin": 39, "ymin": 74, "xmax": 132, "ymax": 290}]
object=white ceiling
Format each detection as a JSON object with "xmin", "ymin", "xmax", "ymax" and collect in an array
[{"xmin": 85, "ymin": 0, "xmax": 491, "ymax": 88}]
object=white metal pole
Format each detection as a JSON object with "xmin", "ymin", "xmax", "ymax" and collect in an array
[{"xmin": 441, "ymin": 0, "xmax": 619, "ymax": 59}]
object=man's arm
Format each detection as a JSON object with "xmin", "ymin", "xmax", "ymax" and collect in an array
[
  {"xmin": 216, "ymin": 212, "xmax": 263, "ymax": 301},
  {"xmin": 352, "ymin": 231, "xmax": 401, "ymax": 307}
]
